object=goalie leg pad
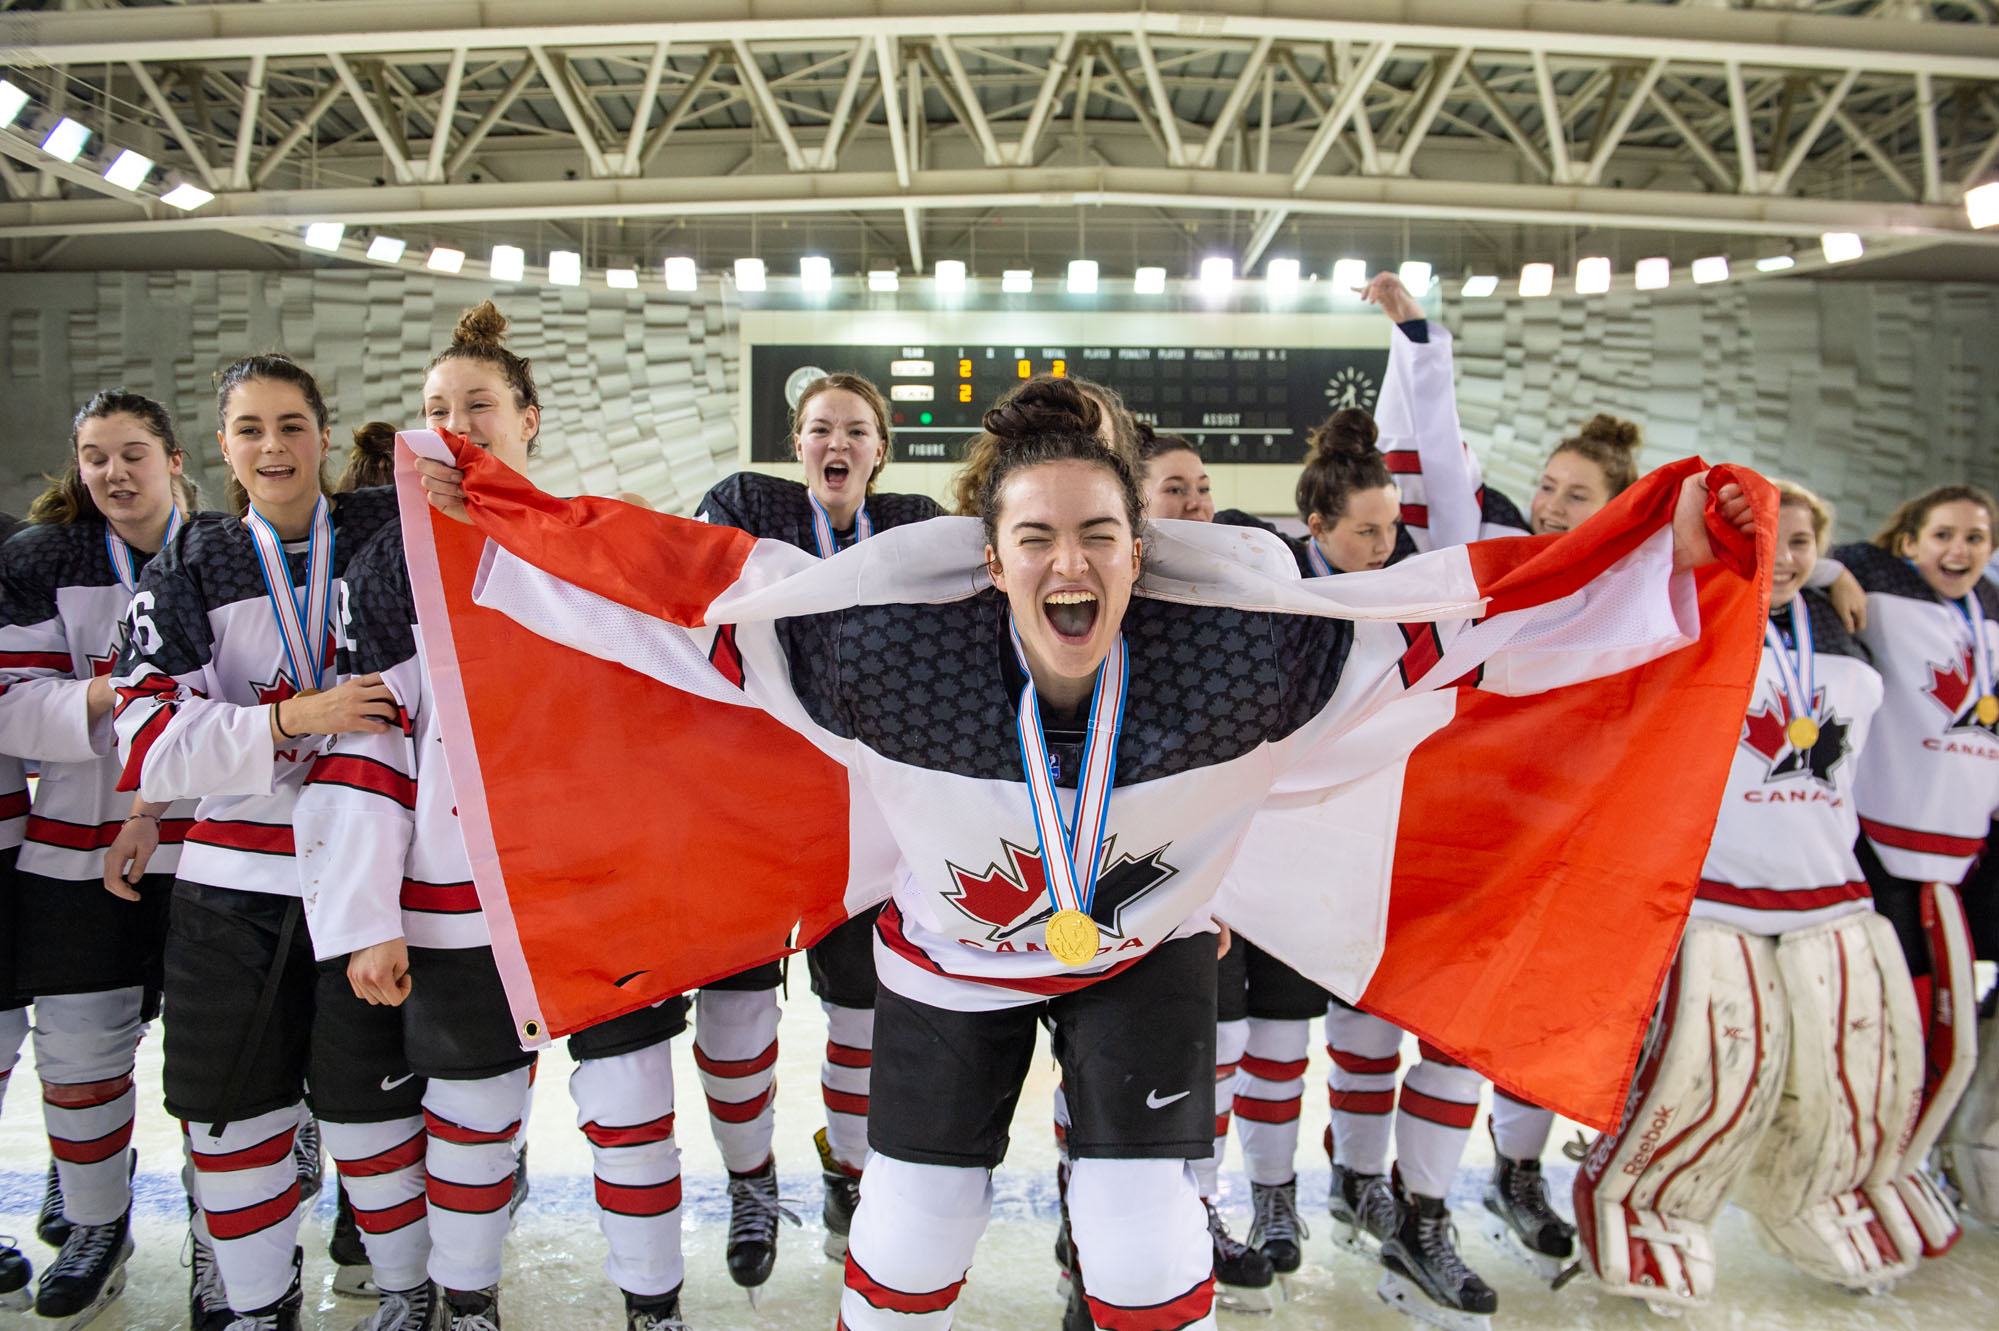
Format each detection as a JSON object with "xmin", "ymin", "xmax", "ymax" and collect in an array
[
  {"xmin": 1942, "ymin": 1015, "xmax": 1999, "ymax": 1227},
  {"xmin": 1572, "ymin": 921, "xmax": 1785, "ymax": 1309}
]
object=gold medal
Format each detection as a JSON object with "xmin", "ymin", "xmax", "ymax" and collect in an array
[
  {"xmin": 1786, "ymin": 716, "xmax": 1819, "ymax": 750},
  {"xmin": 1979, "ymin": 694, "xmax": 1998, "ymax": 726},
  {"xmin": 1046, "ymin": 909, "xmax": 1101, "ymax": 968},
  {"xmin": 294, "ymin": 688, "xmax": 322, "ymax": 699}
]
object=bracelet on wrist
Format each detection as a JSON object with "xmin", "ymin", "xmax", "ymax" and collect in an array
[
  {"xmin": 123, "ymin": 812, "xmax": 159, "ymax": 825},
  {"xmin": 273, "ymin": 700, "xmax": 298, "ymax": 740}
]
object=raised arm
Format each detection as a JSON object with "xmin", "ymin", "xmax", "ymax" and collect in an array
[{"xmin": 1362, "ymin": 271, "xmax": 1481, "ymax": 552}]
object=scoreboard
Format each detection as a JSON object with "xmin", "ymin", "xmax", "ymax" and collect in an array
[{"xmin": 748, "ymin": 342, "xmax": 1389, "ymax": 465}]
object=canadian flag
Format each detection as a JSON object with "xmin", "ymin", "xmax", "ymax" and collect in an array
[{"xmin": 398, "ymin": 431, "xmax": 1771, "ymax": 1128}]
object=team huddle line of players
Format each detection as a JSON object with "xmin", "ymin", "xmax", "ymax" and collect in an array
[{"xmin": 0, "ymin": 272, "xmax": 1994, "ymax": 1331}]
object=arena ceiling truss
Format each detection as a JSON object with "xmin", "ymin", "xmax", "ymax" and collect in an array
[{"xmin": 0, "ymin": 1, "xmax": 1996, "ymax": 280}]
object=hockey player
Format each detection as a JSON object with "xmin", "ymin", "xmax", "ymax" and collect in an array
[
  {"xmin": 0, "ymin": 510, "xmax": 31, "ymax": 1315},
  {"xmin": 687, "ymin": 370, "xmax": 941, "ymax": 1292},
  {"xmin": 1831, "ymin": 482, "xmax": 1999, "ymax": 1254},
  {"xmin": 948, "ymin": 375, "xmax": 1141, "ymax": 516},
  {"xmin": 0, "ymin": 394, "xmax": 201, "ymax": 1330},
  {"xmin": 1574, "ymin": 480, "xmax": 1944, "ymax": 1305},
  {"xmin": 415, "ymin": 373, "xmax": 1760, "ymax": 1331},
  {"xmin": 297, "ymin": 300, "xmax": 706, "ymax": 1331},
  {"xmin": 108, "ymin": 355, "xmax": 426, "ymax": 1331}
]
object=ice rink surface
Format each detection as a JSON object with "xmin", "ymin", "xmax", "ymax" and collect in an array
[{"xmin": 2, "ymin": 984, "xmax": 1994, "ymax": 1330}]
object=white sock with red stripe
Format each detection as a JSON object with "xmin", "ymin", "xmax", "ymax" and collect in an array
[
  {"xmin": 1234, "ymin": 1017, "xmax": 1310, "ymax": 1186},
  {"xmin": 1195, "ymin": 1018, "xmax": 1247, "ymax": 1198},
  {"xmin": 1071, "ymin": 1158, "xmax": 1217, "ymax": 1331},
  {"xmin": 34, "ymin": 987, "xmax": 143, "ymax": 1224},
  {"xmin": 324, "ymin": 1115, "xmax": 430, "ymax": 1292},
  {"xmin": 1489, "ymin": 1091, "xmax": 1557, "ymax": 1162},
  {"xmin": 693, "ymin": 988, "xmax": 779, "ymax": 1174},
  {"xmin": 423, "ymin": 1068, "xmax": 531, "ymax": 1293},
  {"xmin": 571, "ymin": 1039, "xmax": 683, "ymax": 1298},
  {"xmin": 1395, "ymin": 1043, "xmax": 1484, "ymax": 1199},
  {"xmin": 186, "ymin": 1103, "xmax": 309, "ymax": 1312},
  {"xmin": 821, "ymin": 1002, "xmax": 873, "ymax": 1173},
  {"xmin": 0, "ymin": 1005, "xmax": 25, "ymax": 1114},
  {"xmin": 1325, "ymin": 1005, "xmax": 1402, "ymax": 1176},
  {"xmin": 840, "ymin": 1154, "xmax": 989, "ymax": 1329}
]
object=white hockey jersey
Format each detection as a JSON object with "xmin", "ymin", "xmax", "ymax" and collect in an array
[
  {"xmin": 1692, "ymin": 590, "xmax": 1884, "ymax": 934},
  {"xmin": 110, "ymin": 489, "xmax": 398, "ymax": 897},
  {"xmin": 0, "ymin": 518, "xmax": 195, "ymax": 880},
  {"xmin": 1836, "ymin": 544, "xmax": 1999, "ymax": 883},
  {"xmin": 1375, "ymin": 321, "xmax": 1530, "ymax": 549}
]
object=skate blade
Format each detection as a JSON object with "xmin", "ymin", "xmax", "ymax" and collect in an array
[
  {"xmin": 823, "ymin": 1230, "xmax": 850, "ymax": 1262},
  {"xmin": 41, "ymin": 1266, "xmax": 128, "ymax": 1331},
  {"xmin": 1478, "ymin": 1214, "xmax": 1568, "ymax": 1285},
  {"xmin": 332, "ymin": 1263, "xmax": 379, "ymax": 1299},
  {"xmin": 1056, "ymin": 1268, "xmax": 1074, "ymax": 1301},
  {"xmin": 744, "ymin": 1284, "xmax": 763, "ymax": 1311},
  {"xmin": 1643, "ymin": 1298, "xmax": 1685, "ymax": 1319},
  {"xmin": 1216, "ymin": 1280, "xmax": 1280, "ymax": 1315},
  {"xmin": 1331, "ymin": 1228, "xmax": 1384, "ymax": 1259},
  {"xmin": 1375, "ymin": 1271, "xmax": 1490, "ymax": 1331}
]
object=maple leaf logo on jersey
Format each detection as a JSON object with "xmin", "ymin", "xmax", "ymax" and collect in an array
[
  {"xmin": 251, "ymin": 671, "xmax": 301, "ymax": 705},
  {"xmin": 1740, "ymin": 687, "xmax": 1849, "ymax": 789},
  {"xmin": 86, "ymin": 650, "xmax": 116, "ymax": 678},
  {"xmin": 1923, "ymin": 643, "xmax": 1999, "ymax": 736},
  {"xmin": 944, "ymin": 836, "xmax": 1178, "ymax": 943}
]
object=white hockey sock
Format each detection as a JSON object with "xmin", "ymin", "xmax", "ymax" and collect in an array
[
  {"xmin": 572, "ymin": 1039, "xmax": 683, "ymax": 1297},
  {"xmin": 34, "ymin": 987, "xmax": 143, "ymax": 1225},
  {"xmin": 1234, "ymin": 1017, "xmax": 1310, "ymax": 1186},
  {"xmin": 423, "ymin": 1068, "xmax": 531, "ymax": 1293},
  {"xmin": 1490, "ymin": 1091, "xmax": 1557, "ymax": 1162},
  {"xmin": 1069, "ymin": 1158, "xmax": 1217, "ymax": 1331},
  {"xmin": 693, "ymin": 988, "xmax": 779, "ymax": 1174},
  {"xmin": 1396, "ymin": 1043, "xmax": 1483, "ymax": 1199},
  {"xmin": 1325, "ymin": 1005, "xmax": 1401, "ymax": 1177},
  {"xmin": 821, "ymin": 1002, "xmax": 873, "ymax": 1173},
  {"xmin": 1197, "ymin": 1019, "xmax": 1248, "ymax": 1198},
  {"xmin": 841, "ymin": 1154, "xmax": 990, "ymax": 1329},
  {"xmin": 186, "ymin": 1103, "xmax": 309, "ymax": 1311},
  {"xmin": 0, "ymin": 1005, "xmax": 26, "ymax": 1115},
  {"xmin": 324, "ymin": 1116, "xmax": 430, "ymax": 1293}
]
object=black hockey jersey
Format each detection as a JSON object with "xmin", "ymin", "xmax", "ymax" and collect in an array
[
  {"xmin": 0, "ymin": 510, "xmax": 21, "ymax": 851},
  {"xmin": 695, "ymin": 470, "xmax": 942, "ymax": 552}
]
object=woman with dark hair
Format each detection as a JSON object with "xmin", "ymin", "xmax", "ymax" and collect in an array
[
  {"xmin": 0, "ymin": 391, "xmax": 198, "ymax": 1326},
  {"xmin": 416, "ymin": 371, "xmax": 1756, "ymax": 1331},
  {"xmin": 1134, "ymin": 426, "xmax": 1214, "ymax": 522},
  {"xmin": 338, "ymin": 423, "xmax": 399, "ymax": 493},
  {"xmin": 948, "ymin": 373, "xmax": 1139, "ymax": 516},
  {"xmin": 0, "ymin": 507, "xmax": 34, "ymax": 1313},
  {"xmin": 108, "ymin": 355, "xmax": 422, "ymax": 1331}
]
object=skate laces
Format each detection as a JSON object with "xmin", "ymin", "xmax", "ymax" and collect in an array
[
  {"xmin": 187, "ymin": 1229, "xmax": 228, "ymax": 1313},
  {"xmin": 1205, "ymin": 1202, "xmax": 1257, "ymax": 1260},
  {"xmin": 1354, "ymin": 1176, "xmax": 1399, "ymax": 1239},
  {"xmin": 628, "ymin": 1310, "xmax": 690, "ymax": 1331},
  {"xmin": 1251, "ymin": 1182, "xmax": 1307, "ymax": 1247},
  {"xmin": 224, "ymin": 1308, "xmax": 285, "ymax": 1331},
  {"xmin": 45, "ymin": 1219, "xmax": 121, "ymax": 1281},
  {"xmin": 727, "ymin": 1170, "xmax": 802, "ymax": 1249},
  {"xmin": 360, "ymin": 1287, "xmax": 430, "ymax": 1330},
  {"xmin": 1414, "ymin": 1208, "xmax": 1480, "ymax": 1286},
  {"xmin": 1502, "ymin": 1161, "xmax": 1557, "ymax": 1218}
]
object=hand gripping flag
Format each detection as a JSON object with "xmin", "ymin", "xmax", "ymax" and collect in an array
[{"xmin": 398, "ymin": 429, "xmax": 1772, "ymax": 1126}]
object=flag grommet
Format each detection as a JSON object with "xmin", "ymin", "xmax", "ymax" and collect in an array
[{"xmin": 522, "ymin": 1020, "xmax": 541, "ymax": 1040}]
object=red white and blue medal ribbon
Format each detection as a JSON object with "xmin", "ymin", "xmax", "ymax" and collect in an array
[
  {"xmin": 1952, "ymin": 593, "xmax": 1998, "ymax": 726},
  {"xmin": 807, "ymin": 491, "xmax": 871, "ymax": 559},
  {"xmin": 105, "ymin": 507, "xmax": 181, "ymax": 592},
  {"xmin": 1304, "ymin": 538, "xmax": 1334, "ymax": 578},
  {"xmin": 244, "ymin": 497, "xmax": 335, "ymax": 695},
  {"xmin": 1765, "ymin": 600, "xmax": 1818, "ymax": 749},
  {"xmin": 1008, "ymin": 619, "xmax": 1127, "ymax": 967}
]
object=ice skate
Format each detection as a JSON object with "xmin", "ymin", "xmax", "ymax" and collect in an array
[
  {"xmin": 1327, "ymin": 1162, "xmax": 1398, "ymax": 1256},
  {"xmin": 33, "ymin": 1207, "xmax": 132, "ymax": 1331},
  {"xmin": 442, "ymin": 1285, "xmax": 499, "ymax": 1331},
  {"xmin": 1061, "ymin": 1250, "xmax": 1094, "ymax": 1331},
  {"xmin": 624, "ymin": 1285, "xmax": 689, "ymax": 1330},
  {"xmin": 37, "ymin": 1158, "xmax": 70, "ymax": 1249},
  {"xmin": 1481, "ymin": 1155, "xmax": 1576, "ymax": 1283},
  {"xmin": 352, "ymin": 1281, "xmax": 438, "ymax": 1331},
  {"xmin": 725, "ymin": 1157, "xmax": 800, "ymax": 1296},
  {"xmin": 1207, "ymin": 1199, "xmax": 1278, "ymax": 1314},
  {"xmin": 1377, "ymin": 1191, "xmax": 1497, "ymax": 1331},
  {"xmin": 507, "ymin": 1143, "xmax": 531, "ymax": 1223},
  {"xmin": 0, "ymin": 1234, "xmax": 30, "ymax": 1312},
  {"xmin": 330, "ymin": 1181, "xmax": 377, "ymax": 1297},
  {"xmin": 185, "ymin": 1201, "xmax": 232, "ymax": 1331},
  {"xmin": 1248, "ymin": 1178, "xmax": 1307, "ymax": 1275},
  {"xmin": 221, "ymin": 1247, "xmax": 304, "ymax": 1331},
  {"xmin": 815, "ymin": 1126, "xmax": 862, "ymax": 1260},
  {"xmin": 1052, "ymin": 1158, "xmax": 1076, "ymax": 1297},
  {"xmin": 294, "ymin": 1114, "xmax": 324, "ymax": 1205}
]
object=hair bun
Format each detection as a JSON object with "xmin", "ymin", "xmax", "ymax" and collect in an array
[
  {"xmin": 453, "ymin": 300, "xmax": 510, "ymax": 348},
  {"xmin": 1309, "ymin": 406, "xmax": 1379, "ymax": 459},
  {"xmin": 1574, "ymin": 412, "xmax": 1640, "ymax": 454},
  {"xmin": 981, "ymin": 376, "xmax": 1102, "ymax": 446},
  {"xmin": 351, "ymin": 421, "xmax": 396, "ymax": 460}
]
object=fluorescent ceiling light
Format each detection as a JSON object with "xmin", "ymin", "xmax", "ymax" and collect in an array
[
  {"xmin": 303, "ymin": 222, "xmax": 346, "ymax": 252},
  {"xmin": 1967, "ymin": 180, "xmax": 1999, "ymax": 229},
  {"xmin": 1820, "ymin": 232, "xmax": 1864, "ymax": 263},
  {"xmin": 426, "ymin": 246, "xmax": 465, "ymax": 273},
  {"xmin": 1199, "ymin": 256, "xmax": 1234, "ymax": 294},
  {"xmin": 663, "ymin": 256, "xmax": 698, "ymax": 291},
  {"xmin": 1133, "ymin": 266, "xmax": 1166, "ymax": 294},
  {"xmin": 0, "ymin": 80, "xmax": 28, "ymax": 128},
  {"xmin": 1266, "ymin": 258, "xmax": 1300, "ymax": 297},
  {"xmin": 1518, "ymin": 262, "xmax": 1554, "ymax": 298},
  {"xmin": 934, "ymin": 259, "xmax": 967, "ymax": 292},
  {"xmin": 41, "ymin": 117, "xmax": 90, "ymax": 163},
  {"xmin": 606, "ymin": 266, "xmax": 638, "ymax": 289},
  {"xmin": 869, "ymin": 269, "xmax": 899, "ymax": 292},
  {"xmin": 548, "ymin": 250, "xmax": 582, "ymax": 286},
  {"xmin": 1634, "ymin": 256, "xmax": 1671, "ymax": 290},
  {"xmin": 1691, "ymin": 255, "xmax": 1730, "ymax": 284},
  {"xmin": 1461, "ymin": 274, "xmax": 1498, "ymax": 298},
  {"xmin": 160, "ymin": 181, "xmax": 213, "ymax": 211},
  {"xmin": 102, "ymin": 149, "xmax": 153, "ymax": 192},
  {"xmin": 1755, "ymin": 254, "xmax": 1796, "ymax": 273},
  {"xmin": 1397, "ymin": 261, "xmax": 1433, "ymax": 294},
  {"xmin": 1066, "ymin": 259, "xmax": 1099, "ymax": 294},
  {"xmin": 491, "ymin": 245, "xmax": 527, "ymax": 282},
  {"xmin": 800, "ymin": 255, "xmax": 833, "ymax": 291},
  {"xmin": 1002, "ymin": 269, "xmax": 1033, "ymax": 293},
  {"xmin": 1574, "ymin": 256, "xmax": 1611, "ymax": 295},
  {"xmin": 733, "ymin": 257, "xmax": 766, "ymax": 291},
  {"xmin": 365, "ymin": 236, "xmax": 407, "ymax": 263}
]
